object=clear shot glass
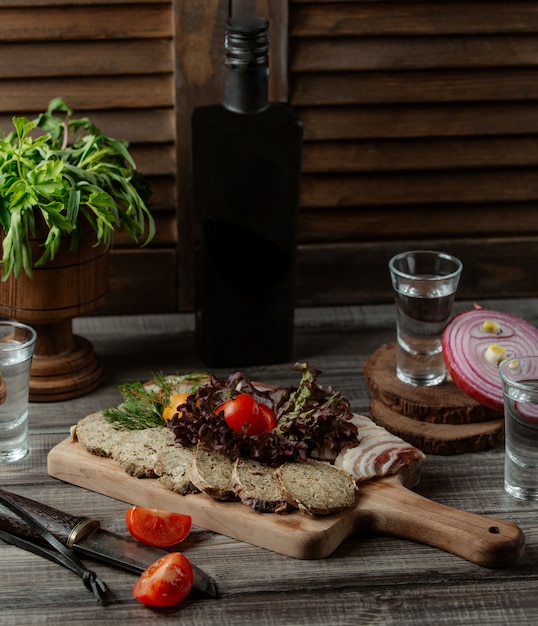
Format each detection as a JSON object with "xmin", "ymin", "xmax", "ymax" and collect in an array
[
  {"xmin": 500, "ymin": 356, "xmax": 538, "ymax": 501},
  {"xmin": 389, "ymin": 250, "xmax": 462, "ymax": 386},
  {"xmin": 0, "ymin": 321, "xmax": 37, "ymax": 463}
]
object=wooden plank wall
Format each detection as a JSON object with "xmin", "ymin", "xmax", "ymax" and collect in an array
[
  {"xmin": 178, "ymin": 0, "xmax": 538, "ymax": 310},
  {"xmin": 2, "ymin": 0, "xmax": 538, "ymax": 315},
  {"xmin": 0, "ymin": 0, "xmax": 178, "ymax": 314},
  {"xmin": 288, "ymin": 0, "xmax": 538, "ymax": 304}
]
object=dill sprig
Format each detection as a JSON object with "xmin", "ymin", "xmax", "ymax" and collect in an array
[
  {"xmin": 103, "ymin": 371, "xmax": 208, "ymax": 430},
  {"xmin": 151, "ymin": 371, "xmax": 208, "ymax": 397}
]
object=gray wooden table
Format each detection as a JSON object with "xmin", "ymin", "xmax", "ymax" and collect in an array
[{"xmin": 1, "ymin": 299, "xmax": 537, "ymax": 625}]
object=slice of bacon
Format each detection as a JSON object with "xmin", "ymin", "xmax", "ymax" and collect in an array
[{"xmin": 334, "ymin": 414, "xmax": 425, "ymax": 483}]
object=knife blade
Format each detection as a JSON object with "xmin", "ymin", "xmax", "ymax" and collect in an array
[{"xmin": 0, "ymin": 488, "xmax": 217, "ymax": 597}]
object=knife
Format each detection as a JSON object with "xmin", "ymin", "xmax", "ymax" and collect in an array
[{"xmin": 0, "ymin": 488, "xmax": 217, "ymax": 598}]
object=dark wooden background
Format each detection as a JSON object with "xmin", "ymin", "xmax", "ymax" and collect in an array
[{"xmin": 1, "ymin": 0, "xmax": 538, "ymax": 314}]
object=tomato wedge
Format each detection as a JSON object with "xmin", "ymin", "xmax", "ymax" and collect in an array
[
  {"xmin": 216, "ymin": 393, "xmax": 277, "ymax": 436},
  {"xmin": 126, "ymin": 506, "xmax": 192, "ymax": 547},
  {"xmin": 133, "ymin": 552, "xmax": 193, "ymax": 607}
]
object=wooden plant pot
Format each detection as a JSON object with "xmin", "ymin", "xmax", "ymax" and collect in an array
[{"xmin": 0, "ymin": 233, "xmax": 109, "ymax": 402}]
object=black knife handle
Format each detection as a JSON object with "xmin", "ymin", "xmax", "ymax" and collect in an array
[{"xmin": 0, "ymin": 488, "xmax": 100, "ymax": 548}]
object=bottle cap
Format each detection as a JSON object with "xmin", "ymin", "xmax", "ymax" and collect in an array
[{"xmin": 225, "ymin": 15, "xmax": 269, "ymax": 68}]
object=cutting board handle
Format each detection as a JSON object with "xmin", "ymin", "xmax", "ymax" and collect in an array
[{"xmin": 356, "ymin": 476, "xmax": 525, "ymax": 567}]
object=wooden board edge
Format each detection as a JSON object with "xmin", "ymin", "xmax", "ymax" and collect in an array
[{"xmin": 46, "ymin": 437, "xmax": 352, "ymax": 560}]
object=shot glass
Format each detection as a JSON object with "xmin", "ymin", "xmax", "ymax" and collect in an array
[
  {"xmin": 389, "ymin": 250, "xmax": 462, "ymax": 386},
  {"xmin": 499, "ymin": 356, "xmax": 538, "ymax": 501},
  {"xmin": 0, "ymin": 321, "xmax": 37, "ymax": 462}
]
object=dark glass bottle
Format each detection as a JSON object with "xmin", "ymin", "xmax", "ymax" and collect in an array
[{"xmin": 191, "ymin": 14, "xmax": 303, "ymax": 367}]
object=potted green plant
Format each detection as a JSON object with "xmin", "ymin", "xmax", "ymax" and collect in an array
[
  {"xmin": 0, "ymin": 96, "xmax": 154, "ymax": 278},
  {"xmin": 0, "ymin": 97, "xmax": 156, "ymax": 401}
]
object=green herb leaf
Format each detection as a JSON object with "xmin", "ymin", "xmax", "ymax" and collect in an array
[
  {"xmin": 103, "ymin": 372, "xmax": 209, "ymax": 431},
  {"xmin": 12, "ymin": 116, "xmax": 37, "ymax": 142},
  {"xmin": 0, "ymin": 98, "xmax": 155, "ymax": 280}
]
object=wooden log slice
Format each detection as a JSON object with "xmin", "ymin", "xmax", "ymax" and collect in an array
[
  {"xmin": 363, "ymin": 343, "xmax": 502, "ymax": 425},
  {"xmin": 369, "ymin": 398, "xmax": 504, "ymax": 455}
]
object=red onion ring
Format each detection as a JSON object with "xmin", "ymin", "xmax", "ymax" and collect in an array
[{"xmin": 442, "ymin": 305, "xmax": 538, "ymax": 410}]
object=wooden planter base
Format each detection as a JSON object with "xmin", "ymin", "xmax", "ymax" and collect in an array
[
  {"xmin": 0, "ymin": 231, "xmax": 109, "ymax": 402},
  {"xmin": 28, "ymin": 321, "xmax": 103, "ymax": 402}
]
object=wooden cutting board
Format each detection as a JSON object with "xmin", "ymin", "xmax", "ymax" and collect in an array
[{"xmin": 47, "ymin": 437, "xmax": 524, "ymax": 567}]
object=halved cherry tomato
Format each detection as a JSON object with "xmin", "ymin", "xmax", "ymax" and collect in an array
[
  {"xmin": 216, "ymin": 393, "xmax": 277, "ymax": 436},
  {"xmin": 126, "ymin": 506, "xmax": 192, "ymax": 547},
  {"xmin": 163, "ymin": 392, "xmax": 190, "ymax": 422},
  {"xmin": 133, "ymin": 552, "xmax": 193, "ymax": 607}
]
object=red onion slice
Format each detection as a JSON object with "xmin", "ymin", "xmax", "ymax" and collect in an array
[{"xmin": 442, "ymin": 306, "xmax": 538, "ymax": 410}]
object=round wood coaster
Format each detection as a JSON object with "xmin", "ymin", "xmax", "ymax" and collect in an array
[
  {"xmin": 370, "ymin": 398, "xmax": 504, "ymax": 455},
  {"xmin": 363, "ymin": 343, "xmax": 502, "ymax": 424},
  {"xmin": 363, "ymin": 342, "xmax": 504, "ymax": 454}
]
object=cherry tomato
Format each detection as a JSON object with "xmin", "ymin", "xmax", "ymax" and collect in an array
[
  {"xmin": 163, "ymin": 392, "xmax": 190, "ymax": 422},
  {"xmin": 126, "ymin": 506, "xmax": 192, "ymax": 547},
  {"xmin": 258, "ymin": 403, "xmax": 278, "ymax": 431},
  {"xmin": 132, "ymin": 552, "xmax": 193, "ymax": 607},
  {"xmin": 216, "ymin": 393, "xmax": 277, "ymax": 436},
  {"xmin": 217, "ymin": 393, "xmax": 258, "ymax": 432}
]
